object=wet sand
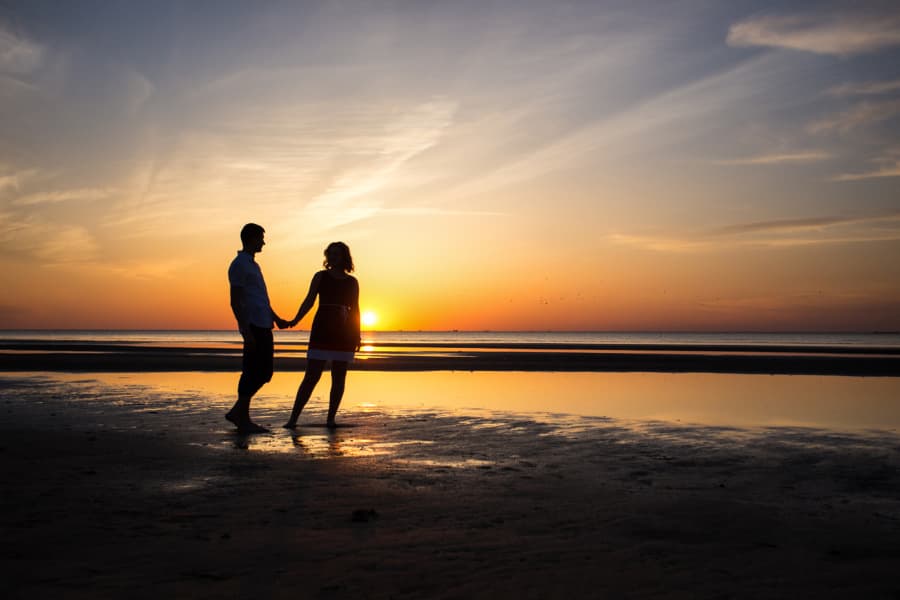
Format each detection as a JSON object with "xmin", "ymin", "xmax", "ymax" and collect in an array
[{"xmin": 2, "ymin": 375, "xmax": 899, "ymax": 598}]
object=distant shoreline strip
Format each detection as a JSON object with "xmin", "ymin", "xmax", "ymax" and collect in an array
[
  {"xmin": 2, "ymin": 341, "xmax": 900, "ymax": 355},
  {"xmin": 1, "ymin": 344, "xmax": 898, "ymax": 376}
]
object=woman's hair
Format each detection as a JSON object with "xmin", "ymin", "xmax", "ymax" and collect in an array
[{"xmin": 323, "ymin": 241, "xmax": 354, "ymax": 273}]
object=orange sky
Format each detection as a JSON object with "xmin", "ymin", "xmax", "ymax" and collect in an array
[{"xmin": 2, "ymin": 2, "xmax": 900, "ymax": 331}]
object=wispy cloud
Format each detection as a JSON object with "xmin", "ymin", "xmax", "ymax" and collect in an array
[
  {"xmin": 727, "ymin": 12, "xmax": 900, "ymax": 56},
  {"xmin": 0, "ymin": 72, "xmax": 37, "ymax": 96},
  {"xmin": 299, "ymin": 99, "xmax": 457, "ymax": 231},
  {"xmin": 714, "ymin": 151, "xmax": 831, "ymax": 166},
  {"xmin": 119, "ymin": 68, "xmax": 155, "ymax": 116},
  {"xmin": 445, "ymin": 51, "xmax": 792, "ymax": 197},
  {"xmin": 0, "ymin": 168, "xmax": 37, "ymax": 194},
  {"xmin": 32, "ymin": 226, "xmax": 99, "ymax": 262},
  {"xmin": 379, "ymin": 207, "xmax": 505, "ymax": 217},
  {"xmin": 808, "ymin": 99, "xmax": 900, "ymax": 134},
  {"xmin": 97, "ymin": 94, "xmax": 461, "ymax": 244},
  {"xmin": 832, "ymin": 164, "xmax": 900, "ymax": 181},
  {"xmin": 827, "ymin": 79, "xmax": 900, "ymax": 97},
  {"xmin": 707, "ymin": 215, "xmax": 893, "ymax": 236},
  {"xmin": 0, "ymin": 26, "xmax": 42, "ymax": 73},
  {"xmin": 611, "ymin": 213, "xmax": 900, "ymax": 252},
  {"xmin": 696, "ymin": 290, "xmax": 900, "ymax": 319},
  {"xmin": 0, "ymin": 211, "xmax": 99, "ymax": 263},
  {"xmin": 832, "ymin": 149, "xmax": 900, "ymax": 181},
  {"xmin": 12, "ymin": 187, "xmax": 116, "ymax": 206},
  {"xmin": 77, "ymin": 258, "xmax": 193, "ymax": 281}
]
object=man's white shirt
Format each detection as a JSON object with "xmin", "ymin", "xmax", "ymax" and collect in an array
[{"xmin": 228, "ymin": 251, "xmax": 274, "ymax": 328}]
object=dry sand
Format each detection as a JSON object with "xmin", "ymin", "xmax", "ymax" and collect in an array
[{"xmin": 2, "ymin": 375, "xmax": 900, "ymax": 599}]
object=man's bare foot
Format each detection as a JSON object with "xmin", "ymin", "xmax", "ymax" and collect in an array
[
  {"xmin": 239, "ymin": 421, "xmax": 270, "ymax": 434},
  {"xmin": 282, "ymin": 422, "xmax": 297, "ymax": 429},
  {"xmin": 326, "ymin": 420, "xmax": 337, "ymax": 429},
  {"xmin": 225, "ymin": 410, "xmax": 241, "ymax": 427}
]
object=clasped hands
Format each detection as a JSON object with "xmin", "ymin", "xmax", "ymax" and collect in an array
[{"xmin": 275, "ymin": 317, "xmax": 300, "ymax": 329}]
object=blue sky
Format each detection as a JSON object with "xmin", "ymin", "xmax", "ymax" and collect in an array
[{"xmin": 1, "ymin": 0, "xmax": 899, "ymax": 329}]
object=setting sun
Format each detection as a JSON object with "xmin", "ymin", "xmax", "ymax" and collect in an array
[
  {"xmin": 0, "ymin": 2, "xmax": 898, "ymax": 335},
  {"xmin": 361, "ymin": 311, "xmax": 378, "ymax": 328}
]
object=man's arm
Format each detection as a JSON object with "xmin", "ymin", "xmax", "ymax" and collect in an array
[
  {"xmin": 231, "ymin": 286, "xmax": 255, "ymax": 347},
  {"xmin": 272, "ymin": 312, "xmax": 289, "ymax": 329}
]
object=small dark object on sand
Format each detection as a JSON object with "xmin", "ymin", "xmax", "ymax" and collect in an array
[{"xmin": 351, "ymin": 509, "xmax": 379, "ymax": 523}]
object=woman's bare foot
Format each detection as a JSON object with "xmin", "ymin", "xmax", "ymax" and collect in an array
[
  {"xmin": 326, "ymin": 419, "xmax": 337, "ymax": 429},
  {"xmin": 282, "ymin": 421, "xmax": 298, "ymax": 429}
]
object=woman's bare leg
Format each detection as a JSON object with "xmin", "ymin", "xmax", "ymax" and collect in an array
[
  {"xmin": 283, "ymin": 359, "xmax": 325, "ymax": 428},
  {"xmin": 326, "ymin": 361, "xmax": 349, "ymax": 427}
]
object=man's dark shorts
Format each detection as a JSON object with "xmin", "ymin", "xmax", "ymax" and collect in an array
[{"xmin": 238, "ymin": 325, "xmax": 274, "ymax": 397}]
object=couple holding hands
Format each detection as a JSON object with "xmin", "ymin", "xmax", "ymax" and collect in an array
[{"xmin": 226, "ymin": 223, "xmax": 360, "ymax": 433}]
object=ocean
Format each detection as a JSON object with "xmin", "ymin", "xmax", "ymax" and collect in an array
[{"xmin": 2, "ymin": 329, "xmax": 899, "ymax": 349}]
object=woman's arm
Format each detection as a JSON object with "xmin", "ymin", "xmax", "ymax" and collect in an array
[
  {"xmin": 289, "ymin": 272, "xmax": 322, "ymax": 327},
  {"xmin": 350, "ymin": 277, "xmax": 361, "ymax": 350}
]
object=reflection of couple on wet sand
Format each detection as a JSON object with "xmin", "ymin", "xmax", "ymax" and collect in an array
[{"xmin": 226, "ymin": 223, "xmax": 361, "ymax": 434}]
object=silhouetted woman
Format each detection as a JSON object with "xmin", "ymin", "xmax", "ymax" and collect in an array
[{"xmin": 284, "ymin": 242, "xmax": 361, "ymax": 429}]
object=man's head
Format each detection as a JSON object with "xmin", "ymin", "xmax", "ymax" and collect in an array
[{"xmin": 240, "ymin": 223, "xmax": 265, "ymax": 254}]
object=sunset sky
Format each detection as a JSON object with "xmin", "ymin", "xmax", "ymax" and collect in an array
[{"xmin": 2, "ymin": 1, "xmax": 899, "ymax": 331}]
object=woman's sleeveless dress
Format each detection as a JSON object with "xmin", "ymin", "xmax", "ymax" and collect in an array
[{"xmin": 307, "ymin": 272, "xmax": 360, "ymax": 362}]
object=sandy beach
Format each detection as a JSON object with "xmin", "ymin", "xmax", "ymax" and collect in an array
[
  {"xmin": 6, "ymin": 0, "xmax": 900, "ymax": 597},
  {"xmin": 2, "ymin": 373, "xmax": 899, "ymax": 599}
]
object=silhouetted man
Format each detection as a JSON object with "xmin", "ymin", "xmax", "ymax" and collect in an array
[{"xmin": 226, "ymin": 223, "xmax": 288, "ymax": 433}]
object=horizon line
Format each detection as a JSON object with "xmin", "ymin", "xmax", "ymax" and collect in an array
[{"xmin": 1, "ymin": 328, "xmax": 898, "ymax": 335}]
